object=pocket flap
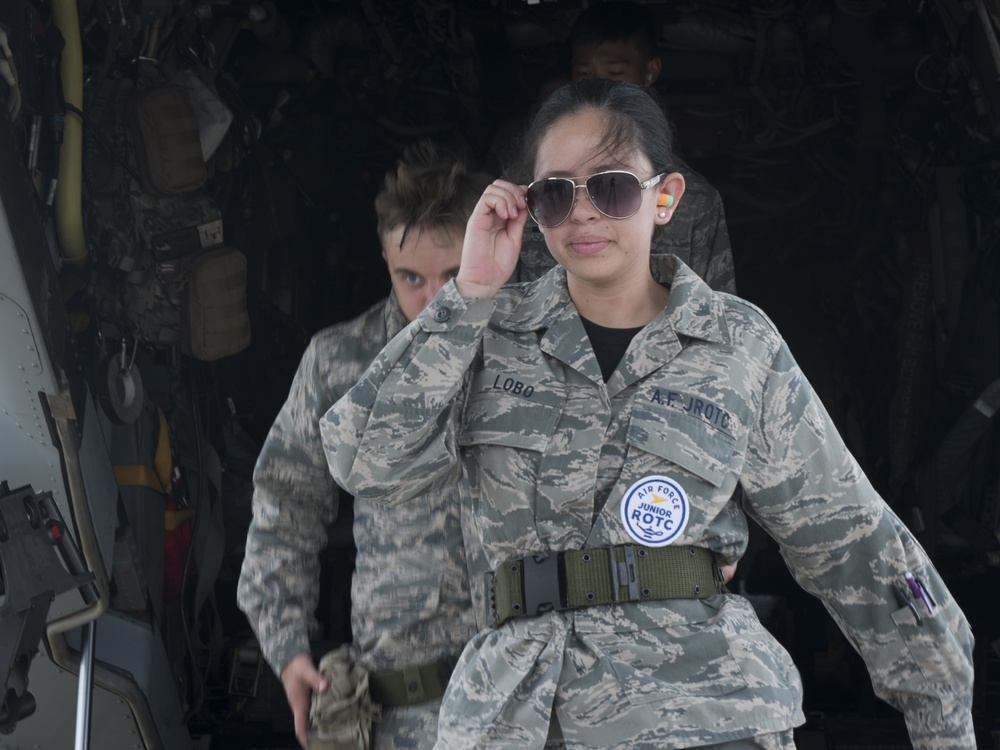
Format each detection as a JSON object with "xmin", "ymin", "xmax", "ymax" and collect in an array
[
  {"xmin": 627, "ymin": 404, "xmax": 736, "ymax": 487},
  {"xmin": 460, "ymin": 392, "xmax": 560, "ymax": 451}
]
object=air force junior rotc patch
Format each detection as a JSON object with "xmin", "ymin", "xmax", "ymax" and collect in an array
[{"xmin": 620, "ymin": 475, "xmax": 689, "ymax": 547}]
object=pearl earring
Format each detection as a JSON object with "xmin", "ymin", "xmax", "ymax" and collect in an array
[{"xmin": 657, "ymin": 211, "xmax": 666, "ymax": 218}]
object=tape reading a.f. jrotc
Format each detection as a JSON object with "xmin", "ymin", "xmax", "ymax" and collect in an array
[{"xmin": 649, "ymin": 388, "xmax": 733, "ymax": 432}]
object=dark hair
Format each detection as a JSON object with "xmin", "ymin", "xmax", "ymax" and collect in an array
[
  {"xmin": 570, "ymin": 1, "xmax": 658, "ymax": 61},
  {"xmin": 509, "ymin": 78, "xmax": 675, "ymax": 184},
  {"xmin": 375, "ymin": 139, "xmax": 491, "ymax": 251}
]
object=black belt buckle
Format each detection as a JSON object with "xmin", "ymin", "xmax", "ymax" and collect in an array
[
  {"xmin": 484, "ymin": 570, "xmax": 497, "ymax": 627},
  {"xmin": 522, "ymin": 552, "xmax": 566, "ymax": 617},
  {"xmin": 608, "ymin": 544, "xmax": 640, "ymax": 603}
]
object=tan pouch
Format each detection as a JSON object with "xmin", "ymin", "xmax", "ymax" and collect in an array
[
  {"xmin": 129, "ymin": 85, "xmax": 206, "ymax": 195},
  {"xmin": 180, "ymin": 246, "xmax": 251, "ymax": 361},
  {"xmin": 308, "ymin": 646, "xmax": 379, "ymax": 750}
]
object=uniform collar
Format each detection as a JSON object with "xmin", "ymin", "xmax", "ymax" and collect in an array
[
  {"xmin": 498, "ymin": 254, "xmax": 731, "ymax": 348},
  {"xmin": 383, "ymin": 290, "xmax": 410, "ymax": 339},
  {"xmin": 652, "ymin": 255, "xmax": 731, "ymax": 346}
]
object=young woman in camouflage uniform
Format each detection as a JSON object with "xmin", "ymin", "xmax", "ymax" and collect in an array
[{"xmin": 322, "ymin": 80, "xmax": 976, "ymax": 749}]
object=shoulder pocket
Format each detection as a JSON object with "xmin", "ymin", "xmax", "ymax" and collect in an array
[{"xmin": 627, "ymin": 403, "xmax": 736, "ymax": 487}]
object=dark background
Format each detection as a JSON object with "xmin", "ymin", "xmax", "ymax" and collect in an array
[{"xmin": 2, "ymin": 0, "xmax": 999, "ymax": 746}]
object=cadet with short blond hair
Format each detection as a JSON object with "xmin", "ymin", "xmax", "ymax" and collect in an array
[{"xmin": 238, "ymin": 139, "xmax": 489, "ymax": 749}]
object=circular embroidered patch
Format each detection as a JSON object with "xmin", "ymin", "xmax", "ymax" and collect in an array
[{"xmin": 619, "ymin": 475, "xmax": 689, "ymax": 547}]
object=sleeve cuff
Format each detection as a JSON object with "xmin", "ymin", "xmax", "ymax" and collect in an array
[
  {"xmin": 266, "ymin": 634, "xmax": 314, "ymax": 679},
  {"xmin": 418, "ymin": 279, "xmax": 496, "ymax": 334}
]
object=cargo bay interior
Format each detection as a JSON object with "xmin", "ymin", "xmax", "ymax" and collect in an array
[{"xmin": 0, "ymin": 0, "xmax": 998, "ymax": 748}]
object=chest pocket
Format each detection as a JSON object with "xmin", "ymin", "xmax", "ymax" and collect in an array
[
  {"xmin": 460, "ymin": 390, "xmax": 561, "ymax": 452},
  {"xmin": 459, "ymin": 351, "xmax": 565, "ymax": 452},
  {"xmin": 458, "ymin": 388, "xmax": 563, "ymax": 555},
  {"xmin": 626, "ymin": 402, "xmax": 738, "ymax": 488}
]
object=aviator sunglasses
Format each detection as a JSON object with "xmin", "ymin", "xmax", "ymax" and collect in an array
[{"xmin": 525, "ymin": 170, "xmax": 667, "ymax": 228}]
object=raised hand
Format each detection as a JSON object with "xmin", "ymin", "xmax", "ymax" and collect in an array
[{"xmin": 455, "ymin": 179, "xmax": 529, "ymax": 299}]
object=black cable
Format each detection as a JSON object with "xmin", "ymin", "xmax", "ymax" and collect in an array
[{"xmin": 180, "ymin": 362, "xmax": 207, "ymax": 724}]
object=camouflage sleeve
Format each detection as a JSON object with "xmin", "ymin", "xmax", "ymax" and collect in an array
[
  {"xmin": 653, "ymin": 163, "xmax": 737, "ymax": 294},
  {"xmin": 742, "ymin": 338, "xmax": 976, "ymax": 749},
  {"xmin": 237, "ymin": 335, "xmax": 342, "ymax": 676},
  {"xmin": 693, "ymin": 188, "xmax": 737, "ymax": 295},
  {"xmin": 322, "ymin": 282, "xmax": 494, "ymax": 506},
  {"xmin": 510, "ymin": 225, "xmax": 557, "ymax": 283}
]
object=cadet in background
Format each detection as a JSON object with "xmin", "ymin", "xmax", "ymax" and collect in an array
[
  {"xmin": 237, "ymin": 139, "xmax": 490, "ymax": 749},
  {"xmin": 323, "ymin": 79, "xmax": 975, "ymax": 748},
  {"xmin": 515, "ymin": 0, "xmax": 736, "ymax": 296}
]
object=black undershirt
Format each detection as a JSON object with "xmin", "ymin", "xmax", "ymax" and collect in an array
[{"xmin": 581, "ymin": 316, "xmax": 644, "ymax": 382}]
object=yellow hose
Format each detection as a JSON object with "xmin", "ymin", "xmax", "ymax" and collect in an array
[{"xmin": 50, "ymin": 0, "xmax": 87, "ymax": 264}]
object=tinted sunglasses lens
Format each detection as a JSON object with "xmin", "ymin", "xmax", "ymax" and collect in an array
[
  {"xmin": 527, "ymin": 179, "xmax": 574, "ymax": 226},
  {"xmin": 587, "ymin": 172, "xmax": 642, "ymax": 218}
]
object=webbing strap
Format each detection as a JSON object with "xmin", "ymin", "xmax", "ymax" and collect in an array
[
  {"xmin": 488, "ymin": 545, "xmax": 723, "ymax": 627},
  {"xmin": 368, "ymin": 656, "xmax": 457, "ymax": 709},
  {"xmin": 113, "ymin": 464, "xmax": 164, "ymax": 493},
  {"xmin": 165, "ymin": 507, "xmax": 196, "ymax": 531},
  {"xmin": 113, "ymin": 405, "xmax": 173, "ymax": 494}
]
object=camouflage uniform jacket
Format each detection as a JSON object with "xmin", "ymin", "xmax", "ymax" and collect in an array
[
  {"xmin": 321, "ymin": 257, "xmax": 975, "ymax": 750},
  {"xmin": 237, "ymin": 294, "xmax": 476, "ymax": 746},
  {"xmin": 513, "ymin": 159, "xmax": 737, "ymax": 294}
]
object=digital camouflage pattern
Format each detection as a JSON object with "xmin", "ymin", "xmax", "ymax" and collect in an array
[
  {"xmin": 237, "ymin": 294, "xmax": 476, "ymax": 749},
  {"xmin": 512, "ymin": 159, "xmax": 736, "ymax": 294},
  {"xmin": 113, "ymin": 188, "xmax": 226, "ymax": 345},
  {"xmin": 322, "ymin": 256, "xmax": 975, "ymax": 750},
  {"xmin": 308, "ymin": 645, "xmax": 378, "ymax": 750},
  {"xmin": 132, "ymin": 189, "xmax": 223, "ymax": 261}
]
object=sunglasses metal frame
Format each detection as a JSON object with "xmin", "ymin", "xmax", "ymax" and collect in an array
[{"xmin": 526, "ymin": 170, "xmax": 667, "ymax": 228}]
